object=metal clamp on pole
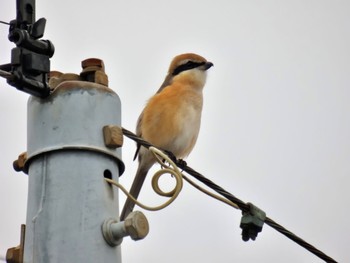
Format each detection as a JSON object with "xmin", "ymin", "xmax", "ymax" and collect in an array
[{"xmin": 240, "ymin": 202, "xmax": 266, "ymax": 241}]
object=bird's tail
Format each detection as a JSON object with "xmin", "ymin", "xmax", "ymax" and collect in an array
[{"xmin": 120, "ymin": 166, "xmax": 149, "ymax": 220}]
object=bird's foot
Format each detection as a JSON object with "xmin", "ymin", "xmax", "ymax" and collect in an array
[
  {"xmin": 177, "ymin": 159, "xmax": 187, "ymax": 168},
  {"xmin": 164, "ymin": 150, "xmax": 177, "ymax": 163}
]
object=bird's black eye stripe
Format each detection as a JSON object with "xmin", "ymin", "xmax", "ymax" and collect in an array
[{"xmin": 172, "ymin": 61, "xmax": 206, "ymax": 76}]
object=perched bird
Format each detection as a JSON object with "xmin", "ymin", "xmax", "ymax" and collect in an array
[{"xmin": 120, "ymin": 53, "xmax": 213, "ymax": 220}]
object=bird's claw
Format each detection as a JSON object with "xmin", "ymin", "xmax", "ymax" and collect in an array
[
  {"xmin": 177, "ymin": 159, "xmax": 187, "ymax": 168},
  {"xmin": 164, "ymin": 150, "xmax": 177, "ymax": 163}
]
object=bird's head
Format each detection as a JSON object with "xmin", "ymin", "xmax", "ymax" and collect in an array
[
  {"xmin": 158, "ymin": 53, "xmax": 213, "ymax": 92},
  {"xmin": 169, "ymin": 53, "xmax": 213, "ymax": 76}
]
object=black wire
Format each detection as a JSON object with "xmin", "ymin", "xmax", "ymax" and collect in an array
[
  {"xmin": 180, "ymin": 163, "xmax": 337, "ymax": 263},
  {"xmin": 264, "ymin": 217, "xmax": 337, "ymax": 263},
  {"xmin": 121, "ymin": 127, "xmax": 338, "ymax": 263},
  {"xmin": 0, "ymin": 21, "xmax": 10, "ymax": 25}
]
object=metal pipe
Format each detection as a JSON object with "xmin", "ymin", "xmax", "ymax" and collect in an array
[{"xmin": 23, "ymin": 79, "xmax": 124, "ymax": 263}]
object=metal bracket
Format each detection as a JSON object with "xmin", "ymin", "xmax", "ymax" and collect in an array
[
  {"xmin": 0, "ymin": 0, "xmax": 55, "ymax": 97},
  {"xmin": 6, "ymin": 224, "xmax": 25, "ymax": 263},
  {"xmin": 240, "ymin": 202, "xmax": 266, "ymax": 241}
]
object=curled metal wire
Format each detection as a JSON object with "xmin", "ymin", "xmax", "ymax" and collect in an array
[{"xmin": 106, "ymin": 146, "xmax": 183, "ymax": 212}]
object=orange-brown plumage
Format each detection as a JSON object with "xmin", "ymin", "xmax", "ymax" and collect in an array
[
  {"xmin": 120, "ymin": 53, "xmax": 213, "ymax": 220},
  {"xmin": 141, "ymin": 82, "xmax": 203, "ymax": 157}
]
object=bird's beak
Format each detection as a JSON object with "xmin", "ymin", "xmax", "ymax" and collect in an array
[{"xmin": 203, "ymin": 62, "xmax": 214, "ymax": 70}]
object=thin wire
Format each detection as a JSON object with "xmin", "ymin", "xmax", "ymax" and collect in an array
[
  {"xmin": 0, "ymin": 20, "xmax": 10, "ymax": 25},
  {"xmin": 117, "ymin": 132, "xmax": 239, "ymax": 209},
  {"xmin": 106, "ymin": 146, "xmax": 183, "ymax": 211},
  {"xmin": 106, "ymin": 177, "xmax": 177, "ymax": 211},
  {"xmin": 181, "ymin": 173, "xmax": 239, "ymax": 209},
  {"xmin": 121, "ymin": 127, "xmax": 338, "ymax": 263},
  {"xmin": 180, "ymin": 164, "xmax": 337, "ymax": 263},
  {"xmin": 0, "ymin": 69, "xmax": 13, "ymax": 80}
]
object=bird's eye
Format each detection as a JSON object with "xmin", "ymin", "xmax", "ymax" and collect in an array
[
  {"xmin": 172, "ymin": 61, "xmax": 205, "ymax": 76},
  {"xmin": 185, "ymin": 61, "xmax": 195, "ymax": 67}
]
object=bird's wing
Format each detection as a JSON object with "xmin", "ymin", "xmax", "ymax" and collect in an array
[{"xmin": 133, "ymin": 110, "xmax": 144, "ymax": 160}]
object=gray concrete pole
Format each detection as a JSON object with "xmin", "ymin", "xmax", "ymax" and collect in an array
[{"xmin": 23, "ymin": 65, "xmax": 125, "ymax": 262}]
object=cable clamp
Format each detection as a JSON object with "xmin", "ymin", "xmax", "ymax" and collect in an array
[{"xmin": 240, "ymin": 202, "xmax": 266, "ymax": 241}]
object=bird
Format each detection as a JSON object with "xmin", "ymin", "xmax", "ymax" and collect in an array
[{"xmin": 120, "ymin": 53, "xmax": 213, "ymax": 220}]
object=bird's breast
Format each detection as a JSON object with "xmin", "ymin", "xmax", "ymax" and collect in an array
[{"xmin": 141, "ymin": 86, "xmax": 203, "ymax": 158}]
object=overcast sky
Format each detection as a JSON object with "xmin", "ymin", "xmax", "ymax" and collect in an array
[{"xmin": 1, "ymin": 1, "xmax": 349, "ymax": 262}]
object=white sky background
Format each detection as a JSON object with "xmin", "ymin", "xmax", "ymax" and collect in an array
[{"xmin": 0, "ymin": 0, "xmax": 349, "ymax": 262}]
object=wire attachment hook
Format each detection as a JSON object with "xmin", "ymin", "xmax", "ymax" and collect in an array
[{"xmin": 240, "ymin": 202, "xmax": 266, "ymax": 241}]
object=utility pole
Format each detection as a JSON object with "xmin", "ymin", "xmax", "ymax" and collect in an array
[
  {"xmin": 1, "ymin": 1, "xmax": 149, "ymax": 262},
  {"xmin": 23, "ymin": 62, "xmax": 125, "ymax": 262}
]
